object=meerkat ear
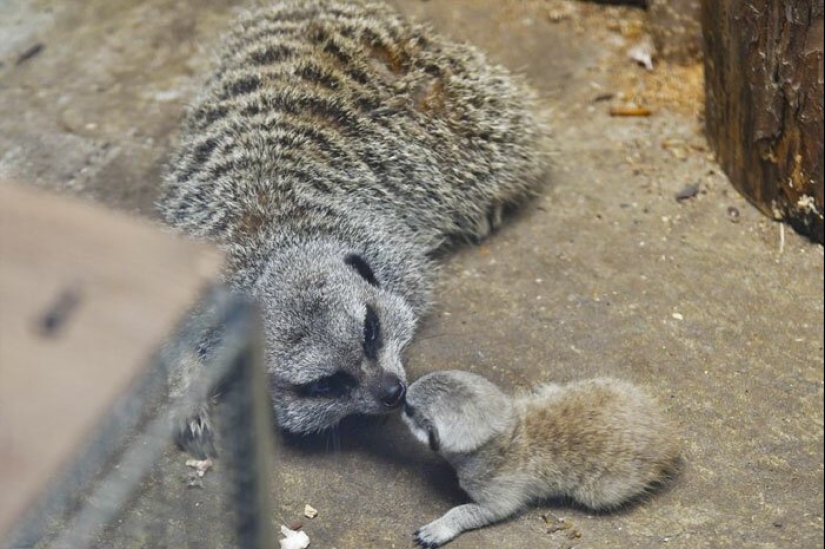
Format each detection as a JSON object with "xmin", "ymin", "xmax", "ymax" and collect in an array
[
  {"xmin": 344, "ymin": 254, "xmax": 379, "ymax": 287},
  {"xmin": 437, "ymin": 390, "xmax": 515, "ymax": 454}
]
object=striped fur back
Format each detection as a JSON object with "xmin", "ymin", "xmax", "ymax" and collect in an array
[{"xmin": 160, "ymin": 0, "xmax": 544, "ymax": 255}]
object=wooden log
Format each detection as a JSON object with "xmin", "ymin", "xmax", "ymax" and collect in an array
[{"xmin": 702, "ymin": 0, "xmax": 824, "ymax": 243}]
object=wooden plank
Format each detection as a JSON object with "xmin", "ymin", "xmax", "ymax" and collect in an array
[
  {"xmin": 702, "ymin": 0, "xmax": 824, "ymax": 243},
  {"xmin": 0, "ymin": 183, "xmax": 222, "ymax": 536}
]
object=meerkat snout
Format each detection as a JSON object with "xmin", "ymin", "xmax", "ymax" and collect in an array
[
  {"xmin": 378, "ymin": 373, "xmax": 407, "ymax": 408},
  {"xmin": 404, "ymin": 371, "xmax": 681, "ymax": 548}
]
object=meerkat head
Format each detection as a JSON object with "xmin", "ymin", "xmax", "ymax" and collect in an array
[
  {"xmin": 402, "ymin": 370, "xmax": 515, "ymax": 455},
  {"xmin": 251, "ymin": 240, "xmax": 416, "ymax": 434}
]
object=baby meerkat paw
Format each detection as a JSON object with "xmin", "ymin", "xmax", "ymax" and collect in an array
[{"xmin": 413, "ymin": 518, "xmax": 460, "ymax": 549}]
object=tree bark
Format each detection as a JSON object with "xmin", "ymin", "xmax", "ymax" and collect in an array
[{"xmin": 702, "ymin": 0, "xmax": 824, "ymax": 243}]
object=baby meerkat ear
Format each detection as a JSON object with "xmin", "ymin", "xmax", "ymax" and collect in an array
[
  {"xmin": 434, "ymin": 380, "xmax": 515, "ymax": 454},
  {"xmin": 344, "ymin": 253, "xmax": 379, "ymax": 287}
]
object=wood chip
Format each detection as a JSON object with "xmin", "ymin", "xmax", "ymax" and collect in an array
[
  {"xmin": 16, "ymin": 43, "xmax": 44, "ymax": 66},
  {"xmin": 303, "ymin": 504, "xmax": 318, "ymax": 519},
  {"xmin": 609, "ymin": 105, "xmax": 653, "ymax": 117}
]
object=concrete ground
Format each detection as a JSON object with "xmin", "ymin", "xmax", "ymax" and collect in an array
[{"xmin": 1, "ymin": 1, "xmax": 822, "ymax": 548}]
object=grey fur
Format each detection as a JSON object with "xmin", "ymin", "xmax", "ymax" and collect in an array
[
  {"xmin": 403, "ymin": 371, "xmax": 681, "ymax": 548},
  {"xmin": 157, "ymin": 0, "xmax": 546, "ymax": 456}
]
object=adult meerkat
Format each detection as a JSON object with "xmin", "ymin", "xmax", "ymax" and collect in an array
[
  {"xmin": 403, "ymin": 371, "xmax": 681, "ymax": 548},
  {"xmin": 158, "ymin": 0, "xmax": 545, "ymax": 456}
]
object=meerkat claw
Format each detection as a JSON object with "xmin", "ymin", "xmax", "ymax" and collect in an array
[
  {"xmin": 413, "ymin": 521, "xmax": 456, "ymax": 548},
  {"xmin": 175, "ymin": 409, "xmax": 217, "ymax": 460}
]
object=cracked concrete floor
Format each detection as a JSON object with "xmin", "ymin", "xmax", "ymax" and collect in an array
[{"xmin": 1, "ymin": 1, "xmax": 822, "ymax": 548}]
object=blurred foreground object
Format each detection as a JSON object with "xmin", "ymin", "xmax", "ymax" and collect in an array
[
  {"xmin": 0, "ymin": 184, "xmax": 275, "ymax": 548},
  {"xmin": 702, "ymin": 0, "xmax": 824, "ymax": 243}
]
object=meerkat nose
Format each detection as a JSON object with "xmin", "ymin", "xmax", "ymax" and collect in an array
[{"xmin": 379, "ymin": 374, "xmax": 406, "ymax": 408}]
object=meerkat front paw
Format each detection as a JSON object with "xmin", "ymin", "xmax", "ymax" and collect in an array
[
  {"xmin": 175, "ymin": 405, "xmax": 217, "ymax": 460},
  {"xmin": 413, "ymin": 517, "xmax": 460, "ymax": 549}
]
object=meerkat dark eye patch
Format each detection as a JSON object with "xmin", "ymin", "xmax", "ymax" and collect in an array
[
  {"xmin": 344, "ymin": 253, "xmax": 379, "ymax": 287},
  {"xmin": 426, "ymin": 424, "xmax": 440, "ymax": 452},
  {"xmin": 296, "ymin": 371, "xmax": 357, "ymax": 398},
  {"xmin": 363, "ymin": 305, "xmax": 382, "ymax": 360}
]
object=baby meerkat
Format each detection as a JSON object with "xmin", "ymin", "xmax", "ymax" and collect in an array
[
  {"xmin": 158, "ymin": 0, "xmax": 545, "ymax": 457},
  {"xmin": 403, "ymin": 371, "xmax": 681, "ymax": 548}
]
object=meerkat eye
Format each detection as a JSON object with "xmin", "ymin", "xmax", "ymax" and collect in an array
[
  {"xmin": 306, "ymin": 377, "xmax": 333, "ymax": 396},
  {"xmin": 297, "ymin": 372, "xmax": 356, "ymax": 398},
  {"xmin": 344, "ymin": 253, "xmax": 379, "ymax": 287},
  {"xmin": 363, "ymin": 305, "xmax": 382, "ymax": 359}
]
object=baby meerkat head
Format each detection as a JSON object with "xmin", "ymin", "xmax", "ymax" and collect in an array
[
  {"xmin": 403, "ymin": 370, "xmax": 515, "ymax": 455},
  {"xmin": 252, "ymin": 241, "xmax": 416, "ymax": 434}
]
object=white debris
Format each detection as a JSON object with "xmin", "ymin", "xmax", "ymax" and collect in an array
[
  {"xmin": 304, "ymin": 504, "xmax": 319, "ymax": 519},
  {"xmin": 797, "ymin": 194, "xmax": 820, "ymax": 215},
  {"xmin": 185, "ymin": 458, "xmax": 213, "ymax": 477},
  {"xmin": 279, "ymin": 525, "xmax": 310, "ymax": 549},
  {"xmin": 628, "ymin": 36, "xmax": 656, "ymax": 71},
  {"xmin": 672, "ymin": 312, "xmax": 684, "ymax": 321}
]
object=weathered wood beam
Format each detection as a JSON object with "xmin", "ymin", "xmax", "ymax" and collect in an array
[{"xmin": 702, "ymin": 0, "xmax": 824, "ymax": 243}]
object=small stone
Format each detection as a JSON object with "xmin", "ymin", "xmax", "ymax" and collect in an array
[
  {"xmin": 185, "ymin": 458, "xmax": 213, "ymax": 478},
  {"xmin": 672, "ymin": 312, "xmax": 684, "ymax": 321},
  {"xmin": 304, "ymin": 504, "xmax": 318, "ymax": 519},
  {"xmin": 628, "ymin": 36, "xmax": 656, "ymax": 71},
  {"xmin": 675, "ymin": 183, "xmax": 700, "ymax": 202}
]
